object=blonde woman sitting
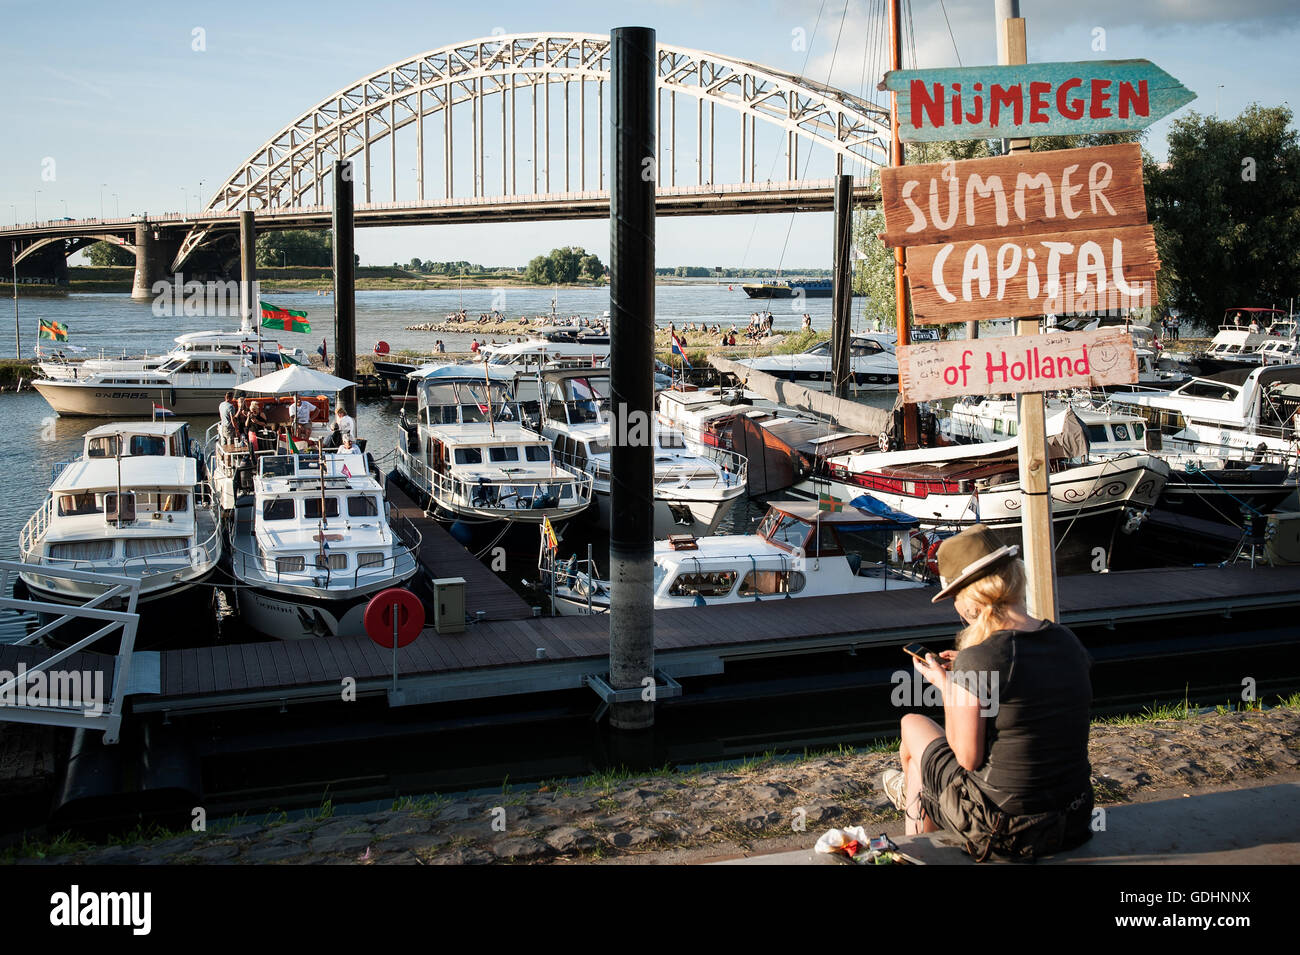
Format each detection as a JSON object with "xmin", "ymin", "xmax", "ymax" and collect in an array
[{"xmin": 880, "ymin": 524, "xmax": 1094, "ymax": 861}]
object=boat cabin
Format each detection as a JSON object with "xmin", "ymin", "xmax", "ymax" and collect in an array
[{"xmin": 81, "ymin": 421, "xmax": 194, "ymax": 460}]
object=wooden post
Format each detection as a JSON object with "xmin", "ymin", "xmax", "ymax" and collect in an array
[{"xmin": 1002, "ymin": 15, "xmax": 1058, "ymax": 621}]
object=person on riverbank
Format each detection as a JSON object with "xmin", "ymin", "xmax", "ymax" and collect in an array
[{"xmin": 879, "ymin": 525, "xmax": 1094, "ymax": 861}]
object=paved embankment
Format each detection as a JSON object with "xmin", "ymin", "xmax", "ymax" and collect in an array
[{"xmin": 8, "ymin": 706, "xmax": 1297, "ymax": 865}]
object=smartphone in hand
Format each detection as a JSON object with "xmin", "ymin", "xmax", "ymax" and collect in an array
[{"xmin": 903, "ymin": 643, "xmax": 950, "ymax": 669}]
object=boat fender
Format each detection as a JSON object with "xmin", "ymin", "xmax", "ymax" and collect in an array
[
  {"xmin": 190, "ymin": 546, "xmax": 204, "ymax": 570},
  {"xmin": 925, "ymin": 537, "xmax": 942, "ymax": 577},
  {"xmin": 573, "ymin": 573, "xmax": 593, "ymax": 597}
]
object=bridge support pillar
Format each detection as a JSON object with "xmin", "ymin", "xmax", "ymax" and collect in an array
[{"xmin": 130, "ymin": 223, "xmax": 180, "ymax": 301}]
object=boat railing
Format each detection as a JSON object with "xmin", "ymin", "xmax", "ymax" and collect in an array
[
  {"xmin": 398, "ymin": 445, "xmax": 595, "ymax": 511},
  {"xmin": 231, "ymin": 512, "xmax": 422, "ymax": 590},
  {"xmin": 18, "ymin": 499, "xmax": 54, "ymax": 560},
  {"xmin": 118, "ymin": 502, "xmax": 223, "ymax": 582}
]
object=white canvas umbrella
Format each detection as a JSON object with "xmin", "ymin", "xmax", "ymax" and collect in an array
[{"xmin": 234, "ymin": 365, "xmax": 355, "ymax": 394}]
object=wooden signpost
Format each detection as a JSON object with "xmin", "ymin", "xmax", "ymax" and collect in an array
[
  {"xmin": 897, "ymin": 328, "xmax": 1138, "ymax": 403},
  {"xmin": 880, "ymin": 59, "xmax": 1196, "ymax": 142},
  {"xmin": 880, "ymin": 14, "xmax": 1193, "ymax": 623}
]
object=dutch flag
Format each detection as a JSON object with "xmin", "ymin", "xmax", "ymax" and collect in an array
[
  {"xmin": 152, "ymin": 403, "xmax": 176, "ymax": 419},
  {"xmin": 671, "ymin": 332, "xmax": 691, "ymax": 367}
]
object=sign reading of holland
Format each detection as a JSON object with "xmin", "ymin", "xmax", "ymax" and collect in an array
[
  {"xmin": 896, "ymin": 329, "xmax": 1138, "ymax": 403},
  {"xmin": 880, "ymin": 59, "xmax": 1195, "ymax": 142},
  {"xmin": 879, "ymin": 144, "xmax": 1158, "ymax": 324}
]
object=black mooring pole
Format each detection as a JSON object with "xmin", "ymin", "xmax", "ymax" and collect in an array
[
  {"xmin": 831, "ymin": 174, "xmax": 853, "ymax": 399},
  {"xmin": 608, "ymin": 26, "xmax": 656, "ymax": 732},
  {"xmin": 332, "ymin": 160, "xmax": 357, "ymax": 417}
]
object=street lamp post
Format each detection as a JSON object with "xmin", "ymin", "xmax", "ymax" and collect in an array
[
  {"xmin": 182, "ymin": 187, "xmax": 189, "ymax": 217},
  {"xmin": 113, "ymin": 194, "xmax": 120, "ymax": 217},
  {"xmin": 100, "ymin": 184, "xmax": 106, "ymax": 220}
]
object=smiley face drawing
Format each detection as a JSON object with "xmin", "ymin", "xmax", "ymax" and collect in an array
[{"xmin": 1089, "ymin": 344, "xmax": 1121, "ymax": 373}]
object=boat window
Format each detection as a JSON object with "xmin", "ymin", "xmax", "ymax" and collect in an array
[
  {"xmin": 129, "ymin": 435, "xmax": 167, "ymax": 456},
  {"xmin": 136, "ymin": 492, "xmax": 188, "ymax": 511},
  {"xmin": 276, "ymin": 556, "xmax": 305, "ymax": 573},
  {"xmin": 767, "ymin": 514, "xmax": 811, "ymax": 549},
  {"xmin": 86, "ymin": 436, "xmax": 121, "ymax": 458},
  {"xmin": 586, "ymin": 439, "xmax": 609, "ymax": 456},
  {"xmin": 1086, "ymin": 424, "xmax": 1109, "ymax": 443},
  {"xmin": 850, "ymin": 341, "xmax": 883, "ymax": 357},
  {"xmin": 49, "ymin": 540, "xmax": 114, "ymax": 561},
  {"xmin": 315, "ymin": 553, "xmax": 347, "ymax": 570},
  {"xmin": 739, "ymin": 570, "xmax": 807, "ymax": 596},
  {"xmin": 668, "ymin": 571, "xmax": 737, "ymax": 597},
  {"xmin": 812, "ymin": 521, "xmax": 843, "ymax": 556},
  {"xmin": 1131, "ymin": 422, "xmax": 1145, "ymax": 439},
  {"xmin": 489, "ymin": 446, "xmax": 520, "ymax": 463},
  {"xmin": 525, "ymin": 445, "xmax": 550, "ymax": 463},
  {"xmin": 58, "ymin": 492, "xmax": 103, "ymax": 516},
  {"xmin": 807, "ymin": 342, "xmax": 831, "ymax": 356},
  {"xmin": 104, "ymin": 492, "xmax": 136, "ymax": 523},
  {"xmin": 421, "ymin": 383, "xmax": 458, "ymax": 410},
  {"xmin": 1112, "ymin": 423, "xmax": 1131, "ymax": 441},
  {"xmin": 658, "ymin": 432, "xmax": 686, "ymax": 450},
  {"xmin": 262, "ymin": 499, "xmax": 295, "ymax": 521},
  {"xmin": 170, "ymin": 434, "xmax": 186, "ymax": 456},
  {"xmin": 123, "ymin": 538, "xmax": 182, "ymax": 559},
  {"xmin": 304, "ymin": 498, "xmax": 340, "ymax": 519},
  {"xmin": 261, "ymin": 456, "xmax": 296, "ymax": 478},
  {"xmin": 1177, "ymin": 380, "xmax": 1241, "ymax": 399},
  {"xmin": 358, "ymin": 552, "xmax": 385, "ymax": 568},
  {"xmin": 454, "ymin": 448, "xmax": 483, "ymax": 465},
  {"xmin": 348, "ymin": 495, "xmax": 380, "ymax": 516},
  {"xmin": 211, "ymin": 361, "xmax": 235, "ymax": 374}
]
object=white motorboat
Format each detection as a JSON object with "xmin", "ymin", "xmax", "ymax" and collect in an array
[
  {"xmin": 538, "ymin": 367, "xmax": 747, "ymax": 538},
  {"xmin": 394, "ymin": 364, "xmax": 593, "ymax": 525},
  {"xmin": 18, "ymin": 421, "xmax": 222, "ymax": 606},
  {"xmin": 733, "ymin": 333, "xmax": 898, "ymax": 392},
  {"xmin": 793, "ymin": 435, "xmax": 1170, "ymax": 574},
  {"xmin": 33, "ymin": 326, "xmax": 304, "ymax": 417},
  {"xmin": 542, "ymin": 498, "xmax": 929, "ymax": 615},
  {"xmin": 1104, "ymin": 365, "xmax": 1300, "ymax": 462},
  {"xmin": 228, "ymin": 448, "xmax": 421, "ymax": 640}
]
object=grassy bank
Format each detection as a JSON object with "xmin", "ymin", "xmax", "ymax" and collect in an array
[{"xmin": 0, "ymin": 359, "xmax": 38, "ymax": 389}]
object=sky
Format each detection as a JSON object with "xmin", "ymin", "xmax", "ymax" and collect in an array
[{"xmin": 2, "ymin": 0, "xmax": 1296, "ymax": 270}]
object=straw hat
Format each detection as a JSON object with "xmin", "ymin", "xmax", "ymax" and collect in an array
[{"xmin": 931, "ymin": 524, "xmax": 1020, "ymax": 603}]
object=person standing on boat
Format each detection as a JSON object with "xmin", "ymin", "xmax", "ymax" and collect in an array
[
  {"xmin": 218, "ymin": 391, "xmax": 237, "ymax": 446},
  {"xmin": 332, "ymin": 404, "xmax": 356, "ymax": 448},
  {"xmin": 879, "ymin": 525, "xmax": 1094, "ymax": 861}
]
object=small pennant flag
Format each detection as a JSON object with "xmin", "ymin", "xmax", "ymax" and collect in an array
[
  {"xmin": 260, "ymin": 301, "xmax": 311, "ymax": 333},
  {"xmin": 152, "ymin": 403, "xmax": 175, "ymax": 419},
  {"xmin": 287, "ymin": 433, "xmax": 300, "ymax": 454},
  {"xmin": 818, "ymin": 494, "xmax": 843, "ymax": 512},
  {"xmin": 542, "ymin": 516, "xmax": 558, "ymax": 551},
  {"xmin": 317, "ymin": 338, "xmax": 329, "ymax": 364},
  {"xmin": 341, "ymin": 463, "xmax": 353, "ymax": 478},
  {"xmin": 39, "ymin": 319, "xmax": 68, "ymax": 342}
]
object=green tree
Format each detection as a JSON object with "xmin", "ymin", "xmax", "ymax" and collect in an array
[
  {"xmin": 86, "ymin": 241, "xmax": 134, "ymax": 267},
  {"xmin": 408, "ymin": 257, "xmax": 423, "ymax": 271},
  {"xmin": 579, "ymin": 253, "xmax": 606, "ymax": 280},
  {"xmin": 255, "ymin": 229, "xmax": 332, "ymax": 267},
  {"xmin": 1146, "ymin": 105, "xmax": 1300, "ymax": 327},
  {"xmin": 524, "ymin": 254, "xmax": 555, "ymax": 284}
]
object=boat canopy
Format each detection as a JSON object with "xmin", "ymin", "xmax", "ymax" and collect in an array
[
  {"xmin": 407, "ymin": 363, "xmax": 518, "ymax": 382},
  {"xmin": 769, "ymin": 497, "xmax": 918, "ymax": 531}
]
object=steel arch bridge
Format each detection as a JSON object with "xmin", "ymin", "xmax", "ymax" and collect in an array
[
  {"xmin": 2, "ymin": 33, "xmax": 892, "ymax": 281},
  {"xmin": 173, "ymin": 32, "xmax": 890, "ymax": 262}
]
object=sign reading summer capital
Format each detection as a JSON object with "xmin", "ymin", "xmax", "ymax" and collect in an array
[
  {"xmin": 896, "ymin": 328, "xmax": 1138, "ymax": 403},
  {"xmin": 879, "ymin": 143, "xmax": 1147, "ymax": 247},
  {"xmin": 880, "ymin": 59, "xmax": 1195, "ymax": 142}
]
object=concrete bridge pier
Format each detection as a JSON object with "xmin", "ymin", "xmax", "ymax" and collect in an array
[{"xmin": 130, "ymin": 223, "xmax": 180, "ymax": 300}]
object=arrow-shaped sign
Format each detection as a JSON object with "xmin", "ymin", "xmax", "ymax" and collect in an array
[{"xmin": 880, "ymin": 59, "xmax": 1195, "ymax": 142}]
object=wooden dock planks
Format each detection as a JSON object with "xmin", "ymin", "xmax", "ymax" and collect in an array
[{"xmin": 143, "ymin": 564, "xmax": 1300, "ymax": 705}]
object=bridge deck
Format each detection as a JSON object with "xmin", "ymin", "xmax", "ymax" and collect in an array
[{"xmin": 130, "ymin": 564, "xmax": 1300, "ymax": 714}]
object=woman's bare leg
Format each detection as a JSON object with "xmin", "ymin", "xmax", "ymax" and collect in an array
[{"xmin": 900, "ymin": 713, "xmax": 944, "ymax": 835}]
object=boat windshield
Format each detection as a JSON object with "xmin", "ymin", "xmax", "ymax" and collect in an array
[
  {"xmin": 759, "ymin": 510, "xmax": 811, "ymax": 549},
  {"xmin": 420, "ymin": 380, "xmax": 518, "ymax": 423}
]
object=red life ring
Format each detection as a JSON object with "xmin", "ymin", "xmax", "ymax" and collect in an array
[
  {"xmin": 364, "ymin": 588, "xmax": 425, "ymax": 647},
  {"xmin": 925, "ymin": 537, "xmax": 942, "ymax": 576},
  {"xmin": 374, "ymin": 340, "xmax": 391, "ymax": 356},
  {"xmin": 896, "ymin": 529, "xmax": 930, "ymax": 563}
]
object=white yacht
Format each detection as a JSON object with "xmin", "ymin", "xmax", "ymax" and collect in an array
[
  {"xmin": 542, "ymin": 499, "xmax": 928, "ymax": 615},
  {"xmin": 228, "ymin": 448, "xmax": 421, "ymax": 640},
  {"xmin": 33, "ymin": 327, "xmax": 303, "ymax": 417},
  {"xmin": 794, "ymin": 435, "xmax": 1170, "ymax": 575},
  {"xmin": 18, "ymin": 421, "xmax": 221, "ymax": 606},
  {"xmin": 734, "ymin": 333, "xmax": 898, "ymax": 392},
  {"xmin": 1104, "ymin": 365, "xmax": 1300, "ymax": 461},
  {"xmin": 394, "ymin": 364, "xmax": 593, "ymax": 525},
  {"xmin": 538, "ymin": 367, "xmax": 748, "ymax": 538},
  {"xmin": 1193, "ymin": 309, "xmax": 1291, "ymax": 375}
]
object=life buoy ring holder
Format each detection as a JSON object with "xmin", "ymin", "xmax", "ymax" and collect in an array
[{"xmin": 364, "ymin": 588, "xmax": 425, "ymax": 647}]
